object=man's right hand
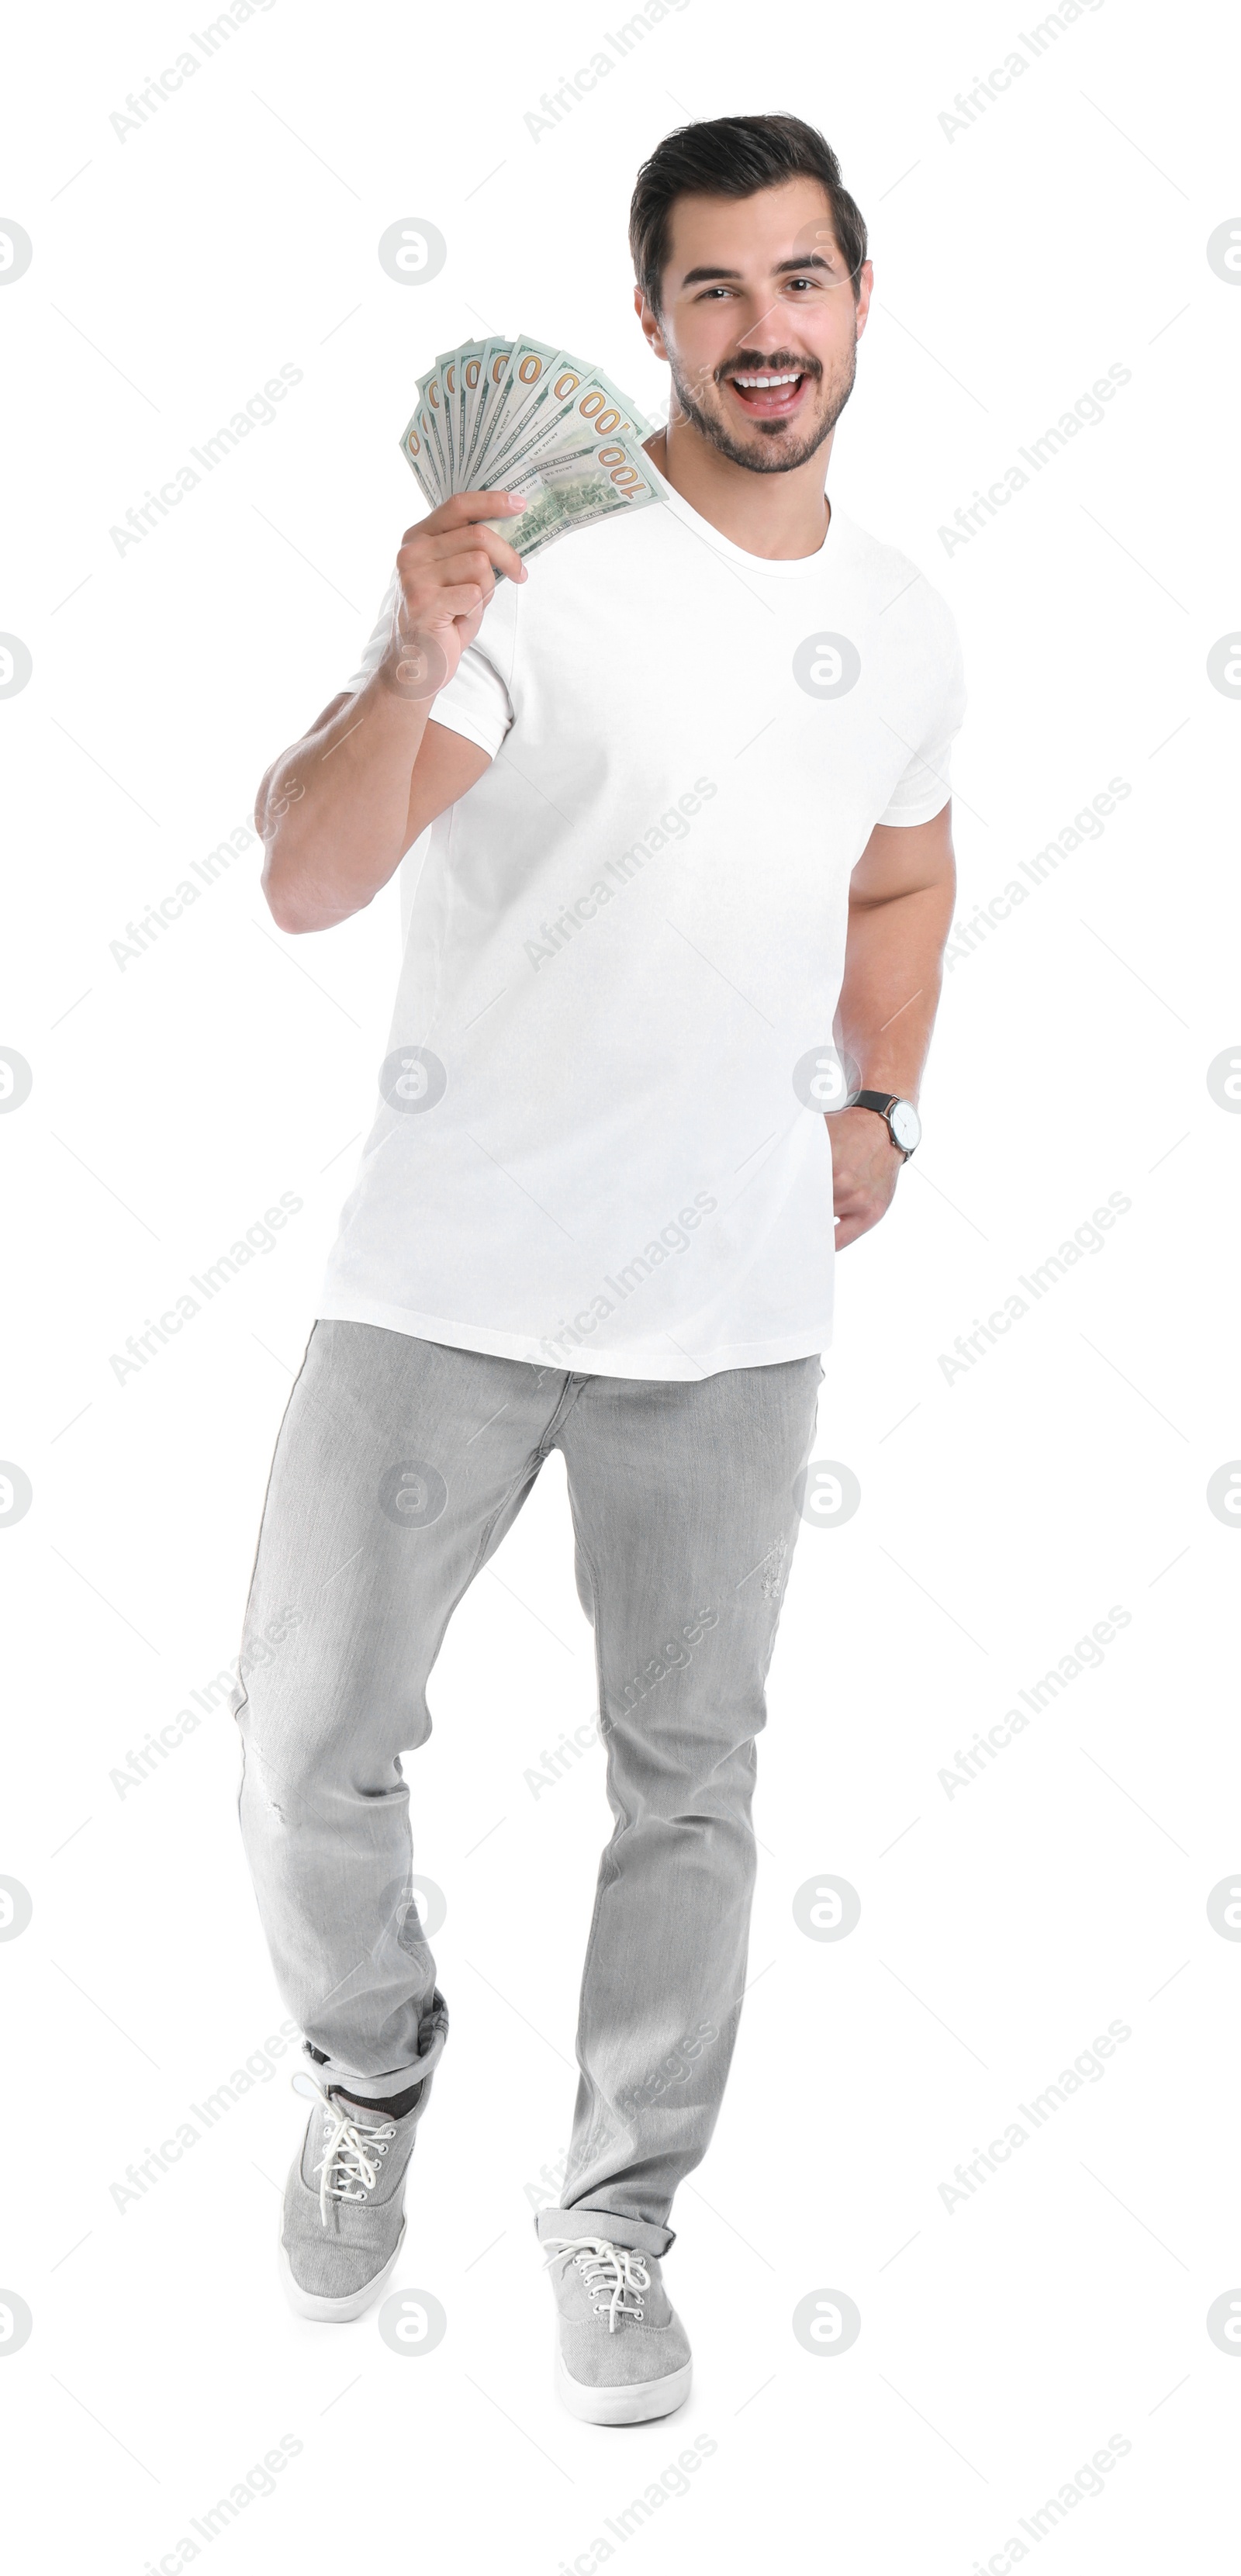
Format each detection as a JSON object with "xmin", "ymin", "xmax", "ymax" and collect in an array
[{"xmin": 380, "ymin": 490, "xmax": 528, "ymax": 699}]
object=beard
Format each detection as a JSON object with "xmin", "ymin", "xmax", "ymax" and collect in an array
[{"xmin": 665, "ymin": 338, "xmax": 858, "ymax": 475}]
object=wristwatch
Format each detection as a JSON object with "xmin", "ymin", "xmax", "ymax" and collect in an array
[{"xmin": 852, "ymin": 1091, "xmax": 921, "ymax": 1158}]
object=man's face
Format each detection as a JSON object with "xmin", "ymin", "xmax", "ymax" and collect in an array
[{"xmin": 636, "ymin": 176, "xmax": 872, "ymax": 475}]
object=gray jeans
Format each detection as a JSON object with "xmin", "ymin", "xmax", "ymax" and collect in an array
[{"xmin": 232, "ymin": 1320, "xmax": 822, "ymax": 2257}]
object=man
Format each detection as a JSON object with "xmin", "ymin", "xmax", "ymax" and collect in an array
[{"xmin": 234, "ymin": 111, "xmax": 965, "ymax": 2425}]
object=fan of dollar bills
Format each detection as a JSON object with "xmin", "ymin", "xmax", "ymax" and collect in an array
[{"xmin": 399, "ymin": 335, "xmax": 662, "ymax": 572}]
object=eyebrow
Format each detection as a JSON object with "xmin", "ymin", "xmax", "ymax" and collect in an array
[{"xmin": 678, "ymin": 251, "xmax": 841, "ymax": 286}]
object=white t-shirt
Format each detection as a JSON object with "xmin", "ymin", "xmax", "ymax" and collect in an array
[{"xmin": 317, "ymin": 456, "xmax": 966, "ymax": 1380}]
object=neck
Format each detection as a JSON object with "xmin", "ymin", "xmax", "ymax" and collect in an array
[{"xmin": 642, "ymin": 416, "xmax": 834, "ymax": 561}]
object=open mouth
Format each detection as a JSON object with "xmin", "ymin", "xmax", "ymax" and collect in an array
[{"xmin": 723, "ymin": 368, "xmax": 813, "ymax": 421}]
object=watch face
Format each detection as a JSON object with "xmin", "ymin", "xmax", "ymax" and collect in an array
[{"xmin": 890, "ymin": 1099, "xmax": 921, "ymax": 1153}]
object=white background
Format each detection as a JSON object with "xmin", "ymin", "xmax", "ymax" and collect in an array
[{"xmin": 2, "ymin": 0, "xmax": 1239, "ymax": 2568}]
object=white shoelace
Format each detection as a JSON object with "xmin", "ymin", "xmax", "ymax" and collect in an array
[
  {"xmin": 542, "ymin": 2234, "xmax": 652, "ymax": 2332},
  {"xmin": 300, "ymin": 2078, "xmax": 397, "ymax": 2226}
]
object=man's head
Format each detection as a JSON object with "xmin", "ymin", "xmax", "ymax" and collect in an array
[{"xmin": 629, "ymin": 113, "xmax": 871, "ymax": 475}]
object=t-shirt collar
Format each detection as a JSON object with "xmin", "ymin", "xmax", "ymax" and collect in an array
[{"xmin": 641, "ymin": 444, "xmax": 838, "ymax": 579}]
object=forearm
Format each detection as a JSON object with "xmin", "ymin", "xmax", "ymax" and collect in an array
[
  {"xmin": 258, "ymin": 489, "xmax": 527, "ymax": 936},
  {"xmin": 259, "ymin": 675, "xmax": 434, "ymax": 935},
  {"xmin": 835, "ymin": 875, "xmax": 956, "ymax": 1098}
]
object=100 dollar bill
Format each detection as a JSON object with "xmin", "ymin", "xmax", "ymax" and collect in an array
[
  {"xmin": 472, "ymin": 335, "xmax": 562, "ymax": 482},
  {"xmin": 483, "ymin": 365, "xmax": 649, "ymax": 492},
  {"xmin": 461, "ymin": 336, "xmax": 516, "ymax": 482},
  {"xmin": 482, "ymin": 434, "xmax": 660, "ymax": 572}
]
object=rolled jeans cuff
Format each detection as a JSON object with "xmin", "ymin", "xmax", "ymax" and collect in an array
[
  {"xmin": 535, "ymin": 2204, "xmax": 676, "ymax": 2260},
  {"xmin": 302, "ymin": 1988, "xmax": 449, "ymax": 2100}
]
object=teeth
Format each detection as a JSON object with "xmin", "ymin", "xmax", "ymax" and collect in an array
[{"xmin": 733, "ymin": 372, "xmax": 801, "ymax": 388}]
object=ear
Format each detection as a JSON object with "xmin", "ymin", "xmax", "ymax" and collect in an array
[{"xmin": 633, "ymin": 285, "xmax": 669, "ymax": 364}]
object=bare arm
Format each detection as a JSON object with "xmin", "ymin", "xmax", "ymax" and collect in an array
[
  {"xmin": 257, "ymin": 490, "xmax": 527, "ymax": 934},
  {"xmin": 258, "ymin": 700, "xmax": 493, "ymax": 932},
  {"xmin": 828, "ymin": 800, "xmax": 957, "ymax": 1249}
]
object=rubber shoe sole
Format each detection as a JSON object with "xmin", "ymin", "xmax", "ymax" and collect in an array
[
  {"xmin": 278, "ymin": 2215, "xmax": 406, "ymax": 2322},
  {"xmin": 555, "ymin": 2348, "xmax": 693, "ymax": 2426}
]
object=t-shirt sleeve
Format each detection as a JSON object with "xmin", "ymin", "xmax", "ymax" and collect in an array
[
  {"xmin": 341, "ymin": 575, "xmax": 514, "ymax": 760},
  {"xmin": 875, "ymin": 616, "xmax": 967, "ymax": 827}
]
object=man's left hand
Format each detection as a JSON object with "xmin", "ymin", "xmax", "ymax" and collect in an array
[{"xmin": 828, "ymin": 1105, "xmax": 907, "ymax": 1250}]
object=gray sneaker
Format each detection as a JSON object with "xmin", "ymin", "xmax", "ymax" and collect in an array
[
  {"xmin": 542, "ymin": 2233, "xmax": 693, "ymax": 2425},
  {"xmin": 278, "ymin": 2071, "xmax": 424, "ymax": 2322}
]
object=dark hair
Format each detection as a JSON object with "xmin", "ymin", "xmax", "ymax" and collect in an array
[{"xmin": 629, "ymin": 112, "xmax": 867, "ymax": 316}]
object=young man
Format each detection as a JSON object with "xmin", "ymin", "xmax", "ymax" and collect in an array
[{"xmin": 234, "ymin": 112, "xmax": 964, "ymax": 2423}]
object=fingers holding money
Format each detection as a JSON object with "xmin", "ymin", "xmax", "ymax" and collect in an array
[
  {"xmin": 399, "ymin": 339, "xmax": 661, "ymax": 580},
  {"xmin": 408, "ymin": 489, "xmax": 530, "ymax": 577},
  {"xmin": 396, "ymin": 493, "xmax": 527, "ymax": 614},
  {"xmin": 382, "ymin": 496, "xmax": 528, "ymax": 699}
]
